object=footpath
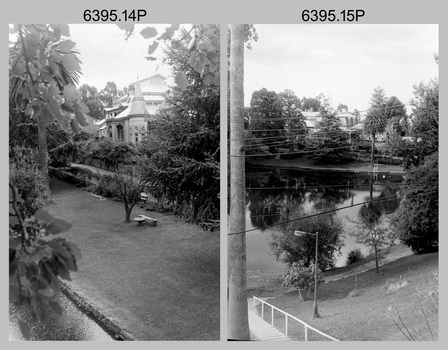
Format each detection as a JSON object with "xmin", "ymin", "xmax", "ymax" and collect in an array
[
  {"xmin": 47, "ymin": 165, "xmax": 220, "ymax": 340},
  {"xmin": 246, "ymin": 158, "xmax": 404, "ymax": 174}
]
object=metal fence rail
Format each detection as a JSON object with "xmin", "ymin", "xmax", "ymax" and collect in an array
[{"xmin": 253, "ymin": 296, "xmax": 340, "ymax": 341}]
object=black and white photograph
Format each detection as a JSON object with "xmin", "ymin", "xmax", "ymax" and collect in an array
[
  {"xmin": 228, "ymin": 24, "xmax": 439, "ymax": 341},
  {"xmin": 9, "ymin": 23, "xmax": 220, "ymax": 341}
]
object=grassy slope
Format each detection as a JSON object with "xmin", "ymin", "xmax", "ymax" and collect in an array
[
  {"xmin": 251, "ymin": 252, "xmax": 438, "ymax": 341},
  {"xmin": 46, "ymin": 179, "xmax": 220, "ymax": 340}
]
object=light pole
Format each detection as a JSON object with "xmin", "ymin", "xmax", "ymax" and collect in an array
[{"xmin": 294, "ymin": 230, "xmax": 319, "ymax": 318}]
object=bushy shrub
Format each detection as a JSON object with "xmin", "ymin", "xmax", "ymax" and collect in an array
[
  {"xmin": 346, "ymin": 248, "xmax": 364, "ymax": 266},
  {"xmin": 283, "ymin": 261, "xmax": 324, "ymax": 302},
  {"xmin": 9, "ymin": 146, "xmax": 49, "ymax": 216}
]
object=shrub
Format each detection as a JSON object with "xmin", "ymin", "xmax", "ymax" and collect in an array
[
  {"xmin": 346, "ymin": 248, "xmax": 364, "ymax": 266},
  {"xmin": 283, "ymin": 261, "xmax": 324, "ymax": 302},
  {"xmin": 9, "ymin": 146, "xmax": 49, "ymax": 216}
]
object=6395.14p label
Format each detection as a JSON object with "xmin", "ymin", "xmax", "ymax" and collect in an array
[
  {"xmin": 83, "ymin": 9, "xmax": 147, "ymax": 22},
  {"xmin": 302, "ymin": 9, "xmax": 365, "ymax": 22}
]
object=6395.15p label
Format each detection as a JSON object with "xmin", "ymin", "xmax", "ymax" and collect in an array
[{"xmin": 302, "ymin": 9, "xmax": 365, "ymax": 22}]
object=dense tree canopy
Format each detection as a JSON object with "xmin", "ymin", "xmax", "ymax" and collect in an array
[
  {"xmin": 248, "ymin": 88, "xmax": 284, "ymax": 150},
  {"xmin": 393, "ymin": 152, "xmax": 438, "ymax": 253},
  {"xmin": 79, "ymin": 84, "xmax": 105, "ymax": 120},
  {"xmin": 270, "ymin": 209, "xmax": 344, "ymax": 271},
  {"xmin": 138, "ymin": 24, "xmax": 220, "ymax": 228},
  {"xmin": 304, "ymin": 110, "xmax": 349, "ymax": 162}
]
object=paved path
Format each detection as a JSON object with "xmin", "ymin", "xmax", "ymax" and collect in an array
[{"xmin": 248, "ymin": 299, "xmax": 290, "ymax": 341}]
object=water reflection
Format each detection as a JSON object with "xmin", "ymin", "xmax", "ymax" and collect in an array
[{"xmin": 245, "ymin": 167, "xmax": 402, "ymax": 270}]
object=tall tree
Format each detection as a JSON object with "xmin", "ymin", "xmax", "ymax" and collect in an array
[
  {"xmin": 79, "ymin": 84, "xmax": 105, "ymax": 120},
  {"xmin": 9, "ymin": 24, "xmax": 88, "ymax": 195},
  {"xmin": 364, "ymin": 87, "xmax": 388, "ymax": 166},
  {"xmin": 393, "ymin": 152, "xmax": 438, "ymax": 253},
  {"xmin": 383, "ymin": 96, "xmax": 408, "ymax": 157},
  {"xmin": 337, "ymin": 103, "xmax": 348, "ymax": 112},
  {"xmin": 277, "ymin": 90, "xmax": 306, "ymax": 151},
  {"xmin": 138, "ymin": 24, "xmax": 220, "ymax": 227},
  {"xmin": 305, "ymin": 109, "xmax": 349, "ymax": 162},
  {"xmin": 99, "ymin": 81, "xmax": 118, "ymax": 107},
  {"xmin": 404, "ymin": 78, "xmax": 439, "ymax": 169},
  {"xmin": 302, "ymin": 97, "xmax": 321, "ymax": 112},
  {"xmin": 228, "ymin": 24, "xmax": 250, "ymax": 341},
  {"xmin": 248, "ymin": 88, "xmax": 284, "ymax": 152},
  {"xmin": 351, "ymin": 208, "xmax": 394, "ymax": 273}
]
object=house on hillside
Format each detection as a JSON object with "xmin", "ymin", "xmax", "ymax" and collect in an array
[{"xmin": 95, "ymin": 74, "xmax": 169, "ymax": 143}]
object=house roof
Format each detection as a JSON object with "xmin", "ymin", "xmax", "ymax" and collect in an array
[{"xmin": 111, "ymin": 83, "xmax": 149, "ymax": 120}]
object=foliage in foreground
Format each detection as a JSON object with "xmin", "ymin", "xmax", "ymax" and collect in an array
[
  {"xmin": 138, "ymin": 24, "xmax": 220, "ymax": 229},
  {"xmin": 9, "ymin": 184, "xmax": 80, "ymax": 339}
]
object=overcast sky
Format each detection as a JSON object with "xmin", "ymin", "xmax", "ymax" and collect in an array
[
  {"xmin": 244, "ymin": 24, "xmax": 438, "ymax": 113},
  {"xmin": 68, "ymin": 24, "xmax": 180, "ymax": 91}
]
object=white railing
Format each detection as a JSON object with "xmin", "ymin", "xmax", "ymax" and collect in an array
[{"xmin": 252, "ymin": 296, "xmax": 340, "ymax": 341}]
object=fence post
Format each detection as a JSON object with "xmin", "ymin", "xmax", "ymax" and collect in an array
[
  {"xmin": 261, "ymin": 302, "xmax": 264, "ymax": 320},
  {"xmin": 285, "ymin": 314, "xmax": 288, "ymax": 336},
  {"xmin": 271, "ymin": 306, "xmax": 274, "ymax": 326},
  {"xmin": 305, "ymin": 325, "xmax": 308, "ymax": 341}
]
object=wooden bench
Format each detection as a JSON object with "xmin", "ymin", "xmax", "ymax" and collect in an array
[{"xmin": 133, "ymin": 215, "xmax": 157, "ymax": 226}]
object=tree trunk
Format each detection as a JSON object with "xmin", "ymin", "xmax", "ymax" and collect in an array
[
  {"xmin": 124, "ymin": 203, "xmax": 132, "ymax": 223},
  {"xmin": 374, "ymin": 245, "xmax": 380, "ymax": 273},
  {"xmin": 228, "ymin": 24, "xmax": 250, "ymax": 341},
  {"xmin": 370, "ymin": 131, "xmax": 375, "ymax": 166},
  {"xmin": 37, "ymin": 117, "xmax": 51, "ymax": 197}
]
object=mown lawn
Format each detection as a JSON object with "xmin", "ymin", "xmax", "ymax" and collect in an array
[
  {"xmin": 252, "ymin": 252, "xmax": 438, "ymax": 341},
  {"xmin": 46, "ymin": 178, "xmax": 220, "ymax": 340}
]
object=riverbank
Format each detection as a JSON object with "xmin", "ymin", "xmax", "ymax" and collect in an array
[
  {"xmin": 246, "ymin": 157, "xmax": 404, "ymax": 174},
  {"xmin": 45, "ymin": 178, "xmax": 220, "ymax": 340},
  {"xmin": 248, "ymin": 250, "xmax": 438, "ymax": 340}
]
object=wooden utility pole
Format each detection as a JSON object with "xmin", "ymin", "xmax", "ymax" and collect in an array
[{"xmin": 228, "ymin": 24, "xmax": 250, "ymax": 340}]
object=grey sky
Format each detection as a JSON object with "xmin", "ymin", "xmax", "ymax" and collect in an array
[
  {"xmin": 244, "ymin": 24, "xmax": 438, "ymax": 113},
  {"xmin": 68, "ymin": 24, "xmax": 177, "ymax": 91}
]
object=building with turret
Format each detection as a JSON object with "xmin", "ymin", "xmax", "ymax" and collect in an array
[{"xmin": 96, "ymin": 73, "xmax": 168, "ymax": 143}]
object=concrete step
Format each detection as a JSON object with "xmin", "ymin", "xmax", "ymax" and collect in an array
[{"xmin": 248, "ymin": 309, "xmax": 291, "ymax": 341}]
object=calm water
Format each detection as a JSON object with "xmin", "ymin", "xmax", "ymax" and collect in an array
[{"xmin": 245, "ymin": 166, "xmax": 403, "ymax": 272}]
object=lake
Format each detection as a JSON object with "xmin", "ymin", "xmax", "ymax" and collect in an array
[{"xmin": 245, "ymin": 166, "xmax": 403, "ymax": 272}]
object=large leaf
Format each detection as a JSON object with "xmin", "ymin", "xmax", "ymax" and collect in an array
[
  {"xmin": 18, "ymin": 320, "xmax": 31, "ymax": 340},
  {"xmin": 46, "ymin": 98, "xmax": 64, "ymax": 123},
  {"xmin": 140, "ymin": 26, "xmax": 157, "ymax": 39},
  {"xmin": 116, "ymin": 23, "xmax": 135, "ymax": 35},
  {"xmin": 48, "ymin": 238, "xmax": 78, "ymax": 272},
  {"xmin": 39, "ymin": 107, "xmax": 54, "ymax": 127},
  {"xmin": 51, "ymin": 24, "xmax": 70, "ymax": 37},
  {"xmin": 49, "ymin": 300, "xmax": 64, "ymax": 316},
  {"xmin": 202, "ymin": 72, "xmax": 214, "ymax": 86},
  {"xmin": 34, "ymin": 209, "xmax": 72, "ymax": 235},
  {"xmin": 75, "ymin": 110, "xmax": 89, "ymax": 126},
  {"xmin": 12, "ymin": 60, "xmax": 26, "ymax": 77},
  {"xmin": 70, "ymin": 118, "xmax": 80, "ymax": 134},
  {"xmin": 61, "ymin": 54, "xmax": 81, "ymax": 73},
  {"xmin": 58, "ymin": 40, "xmax": 76, "ymax": 53},
  {"xmin": 63, "ymin": 84, "xmax": 81, "ymax": 102},
  {"xmin": 147, "ymin": 41, "xmax": 159, "ymax": 55},
  {"xmin": 175, "ymin": 71, "xmax": 188, "ymax": 91},
  {"xmin": 212, "ymin": 71, "xmax": 220, "ymax": 85}
]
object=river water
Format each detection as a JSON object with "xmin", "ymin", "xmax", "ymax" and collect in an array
[{"xmin": 245, "ymin": 166, "xmax": 403, "ymax": 272}]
